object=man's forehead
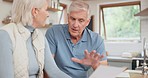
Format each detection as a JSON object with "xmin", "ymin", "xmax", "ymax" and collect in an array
[{"xmin": 69, "ymin": 12, "xmax": 88, "ymax": 19}]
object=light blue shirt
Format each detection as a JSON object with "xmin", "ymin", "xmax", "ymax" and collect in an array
[
  {"xmin": 0, "ymin": 26, "xmax": 71, "ymax": 78},
  {"xmin": 45, "ymin": 24, "xmax": 107, "ymax": 78}
]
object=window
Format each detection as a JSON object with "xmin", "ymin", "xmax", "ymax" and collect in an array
[{"xmin": 99, "ymin": 1, "xmax": 141, "ymax": 42}]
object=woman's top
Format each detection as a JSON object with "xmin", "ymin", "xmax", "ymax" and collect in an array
[{"xmin": 0, "ymin": 25, "xmax": 71, "ymax": 78}]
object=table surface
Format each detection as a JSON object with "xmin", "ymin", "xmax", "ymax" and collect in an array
[{"xmin": 130, "ymin": 73, "xmax": 148, "ymax": 78}]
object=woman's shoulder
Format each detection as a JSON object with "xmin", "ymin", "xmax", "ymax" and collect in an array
[
  {"xmin": 0, "ymin": 23, "xmax": 16, "ymax": 32},
  {"xmin": 0, "ymin": 30, "xmax": 11, "ymax": 43},
  {"xmin": 0, "ymin": 30, "xmax": 9, "ymax": 36}
]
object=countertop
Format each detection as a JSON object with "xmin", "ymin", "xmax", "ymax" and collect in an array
[
  {"xmin": 107, "ymin": 56, "xmax": 133, "ymax": 62},
  {"xmin": 107, "ymin": 56, "xmax": 147, "ymax": 62}
]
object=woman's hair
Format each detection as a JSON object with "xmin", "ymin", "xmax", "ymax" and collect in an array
[
  {"xmin": 11, "ymin": 0, "xmax": 49, "ymax": 26},
  {"xmin": 68, "ymin": 0, "xmax": 90, "ymax": 19}
]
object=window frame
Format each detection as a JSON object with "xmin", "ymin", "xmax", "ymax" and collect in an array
[{"xmin": 99, "ymin": 1, "xmax": 141, "ymax": 42}]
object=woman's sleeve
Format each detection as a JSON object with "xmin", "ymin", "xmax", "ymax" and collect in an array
[
  {"xmin": 0, "ymin": 30, "xmax": 14, "ymax": 78},
  {"xmin": 44, "ymin": 38, "xmax": 71, "ymax": 78}
]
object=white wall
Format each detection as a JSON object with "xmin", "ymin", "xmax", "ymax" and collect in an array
[
  {"xmin": 141, "ymin": 0, "xmax": 148, "ymax": 40},
  {"xmin": 0, "ymin": 0, "xmax": 148, "ymax": 57},
  {"xmin": 0, "ymin": 0, "xmax": 12, "ymax": 26}
]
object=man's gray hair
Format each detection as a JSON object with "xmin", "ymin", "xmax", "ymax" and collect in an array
[
  {"xmin": 11, "ymin": 0, "xmax": 49, "ymax": 26},
  {"xmin": 68, "ymin": 0, "xmax": 91, "ymax": 19}
]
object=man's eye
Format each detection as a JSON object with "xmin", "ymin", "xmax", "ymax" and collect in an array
[
  {"xmin": 79, "ymin": 19, "xmax": 84, "ymax": 22},
  {"xmin": 71, "ymin": 17, "xmax": 75, "ymax": 20}
]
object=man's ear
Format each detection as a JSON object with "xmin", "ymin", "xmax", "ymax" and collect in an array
[{"xmin": 86, "ymin": 18, "xmax": 90, "ymax": 27}]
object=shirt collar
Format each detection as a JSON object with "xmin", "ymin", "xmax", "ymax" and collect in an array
[
  {"xmin": 16, "ymin": 23, "xmax": 31, "ymax": 41},
  {"xmin": 25, "ymin": 25, "xmax": 35, "ymax": 33}
]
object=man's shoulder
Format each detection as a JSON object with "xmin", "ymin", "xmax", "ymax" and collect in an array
[
  {"xmin": 51, "ymin": 24, "xmax": 67, "ymax": 29},
  {"xmin": 46, "ymin": 24, "xmax": 68, "ymax": 35},
  {"xmin": 86, "ymin": 28, "xmax": 99, "ymax": 36},
  {"xmin": 86, "ymin": 28, "xmax": 103, "ymax": 40}
]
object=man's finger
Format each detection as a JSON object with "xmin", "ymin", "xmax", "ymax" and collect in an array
[
  {"xmin": 90, "ymin": 50, "xmax": 96, "ymax": 58},
  {"xmin": 94, "ymin": 53, "xmax": 99, "ymax": 60},
  {"xmin": 71, "ymin": 58, "xmax": 82, "ymax": 64},
  {"xmin": 84, "ymin": 50, "xmax": 90, "ymax": 58}
]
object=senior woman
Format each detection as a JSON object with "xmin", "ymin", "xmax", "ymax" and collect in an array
[{"xmin": 0, "ymin": 0, "xmax": 71, "ymax": 78}]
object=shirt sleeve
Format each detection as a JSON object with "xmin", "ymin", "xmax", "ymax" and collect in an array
[
  {"xmin": 0, "ymin": 30, "xmax": 14, "ymax": 78},
  {"xmin": 45, "ymin": 28, "xmax": 56, "ymax": 54},
  {"xmin": 44, "ymin": 38, "xmax": 71, "ymax": 78},
  {"xmin": 96, "ymin": 34, "xmax": 107, "ymax": 61}
]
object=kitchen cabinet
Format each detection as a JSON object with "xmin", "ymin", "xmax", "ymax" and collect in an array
[
  {"xmin": 3, "ymin": 0, "xmax": 13, "ymax": 2},
  {"xmin": 47, "ymin": 7, "xmax": 61, "ymax": 12},
  {"xmin": 135, "ymin": 8, "xmax": 148, "ymax": 16},
  {"xmin": 47, "ymin": 3, "xmax": 67, "ymax": 12},
  {"xmin": 3, "ymin": 0, "xmax": 67, "ymax": 12}
]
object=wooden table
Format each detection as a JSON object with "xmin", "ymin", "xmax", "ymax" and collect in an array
[{"xmin": 129, "ymin": 73, "xmax": 148, "ymax": 78}]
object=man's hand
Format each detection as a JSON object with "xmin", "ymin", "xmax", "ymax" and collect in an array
[{"xmin": 71, "ymin": 50, "xmax": 104, "ymax": 70}]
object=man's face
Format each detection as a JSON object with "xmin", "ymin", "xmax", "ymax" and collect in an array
[{"xmin": 68, "ymin": 10, "xmax": 90, "ymax": 38}]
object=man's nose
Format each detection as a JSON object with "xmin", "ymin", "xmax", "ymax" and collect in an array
[{"xmin": 73, "ymin": 20, "xmax": 79, "ymax": 27}]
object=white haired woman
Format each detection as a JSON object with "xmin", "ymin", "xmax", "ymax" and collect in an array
[{"xmin": 0, "ymin": 0, "xmax": 71, "ymax": 78}]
